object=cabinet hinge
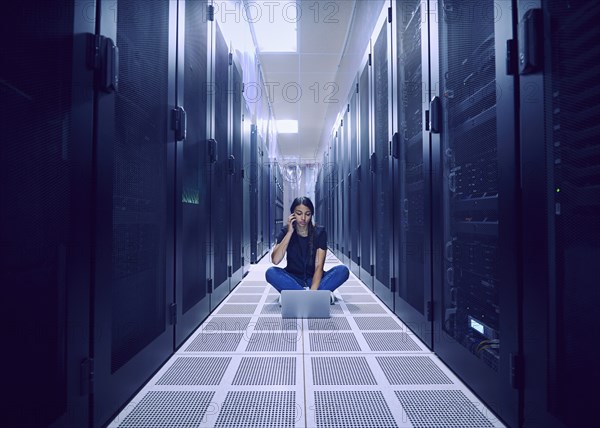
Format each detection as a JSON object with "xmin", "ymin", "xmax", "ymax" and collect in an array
[
  {"xmin": 228, "ymin": 52, "xmax": 233, "ymax": 65},
  {"xmin": 370, "ymin": 264, "xmax": 375, "ymax": 276},
  {"xmin": 368, "ymin": 53, "xmax": 372, "ymax": 66},
  {"xmin": 390, "ymin": 277, "xmax": 396, "ymax": 293},
  {"xmin": 207, "ymin": 278, "xmax": 213, "ymax": 294},
  {"xmin": 388, "ymin": 7, "xmax": 392, "ymax": 23},
  {"xmin": 228, "ymin": 265, "xmax": 232, "ymax": 277},
  {"xmin": 207, "ymin": 4, "xmax": 215, "ymax": 21},
  {"xmin": 426, "ymin": 301, "xmax": 433, "ymax": 321}
]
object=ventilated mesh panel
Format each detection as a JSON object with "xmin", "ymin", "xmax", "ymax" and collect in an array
[
  {"xmin": 354, "ymin": 317, "xmax": 404, "ymax": 330},
  {"xmin": 227, "ymin": 294, "xmax": 262, "ymax": 303},
  {"xmin": 255, "ymin": 317, "xmax": 300, "ymax": 331},
  {"xmin": 215, "ymin": 304, "xmax": 257, "ymax": 315},
  {"xmin": 184, "ymin": 333, "xmax": 243, "ymax": 352},
  {"xmin": 314, "ymin": 391, "xmax": 396, "ymax": 428},
  {"xmin": 111, "ymin": 0, "xmax": 169, "ymax": 373},
  {"xmin": 232, "ymin": 357, "xmax": 296, "ymax": 385},
  {"xmin": 215, "ymin": 391, "xmax": 296, "ymax": 428},
  {"xmin": 236, "ymin": 286, "xmax": 266, "ymax": 294},
  {"xmin": 245, "ymin": 332, "xmax": 298, "ymax": 352},
  {"xmin": 376, "ymin": 356, "xmax": 453, "ymax": 385},
  {"xmin": 340, "ymin": 294, "xmax": 377, "ymax": 303},
  {"xmin": 202, "ymin": 317, "xmax": 252, "ymax": 331},
  {"xmin": 395, "ymin": 390, "xmax": 494, "ymax": 427},
  {"xmin": 117, "ymin": 391, "xmax": 214, "ymax": 428},
  {"xmin": 156, "ymin": 357, "xmax": 230, "ymax": 385},
  {"xmin": 308, "ymin": 317, "xmax": 352, "ymax": 331},
  {"xmin": 261, "ymin": 303, "xmax": 282, "ymax": 315},
  {"xmin": 346, "ymin": 304, "xmax": 388, "ymax": 314},
  {"xmin": 312, "ymin": 357, "xmax": 376, "ymax": 385},
  {"xmin": 363, "ymin": 332, "xmax": 422, "ymax": 352},
  {"xmin": 309, "ymin": 333, "xmax": 361, "ymax": 352}
]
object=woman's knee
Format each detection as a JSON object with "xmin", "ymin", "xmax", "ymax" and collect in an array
[
  {"xmin": 335, "ymin": 265, "xmax": 350, "ymax": 280},
  {"xmin": 265, "ymin": 266, "xmax": 280, "ymax": 283}
]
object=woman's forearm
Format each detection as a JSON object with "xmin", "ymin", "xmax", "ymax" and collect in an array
[
  {"xmin": 310, "ymin": 268, "xmax": 324, "ymax": 290},
  {"xmin": 271, "ymin": 233, "xmax": 292, "ymax": 264}
]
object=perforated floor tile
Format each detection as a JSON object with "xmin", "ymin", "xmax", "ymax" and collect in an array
[
  {"xmin": 184, "ymin": 332, "xmax": 243, "ymax": 352},
  {"xmin": 363, "ymin": 332, "xmax": 423, "ymax": 352},
  {"xmin": 307, "ymin": 317, "xmax": 352, "ymax": 331},
  {"xmin": 261, "ymin": 303, "xmax": 282, "ymax": 315},
  {"xmin": 245, "ymin": 332, "xmax": 299, "ymax": 352},
  {"xmin": 340, "ymin": 294, "xmax": 377, "ymax": 303},
  {"xmin": 202, "ymin": 317, "xmax": 252, "ymax": 331},
  {"xmin": 255, "ymin": 317, "xmax": 300, "ymax": 331},
  {"xmin": 232, "ymin": 357, "xmax": 296, "ymax": 385},
  {"xmin": 226, "ymin": 294, "xmax": 263, "ymax": 303},
  {"xmin": 376, "ymin": 356, "xmax": 453, "ymax": 385},
  {"xmin": 395, "ymin": 390, "xmax": 498, "ymax": 427},
  {"xmin": 114, "ymin": 390, "xmax": 215, "ymax": 428},
  {"xmin": 354, "ymin": 316, "xmax": 405, "ymax": 330},
  {"xmin": 346, "ymin": 303, "xmax": 388, "ymax": 314},
  {"xmin": 235, "ymin": 286, "xmax": 266, "ymax": 294},
  {"xmin": 308, "ymin": 332, "xmax": 362, "ymax": 352},
  {"xmin": 312, "ymin": 390, "xmax": 397, "ymax": 428},
  {"xmin": 214, "ymin": 304, "xmax": 257, "ymax": 315},
  {"xmin": 214, "ymin": 391, "xmax": 297, "ymax": 428},
  {"xmin": 156, "ymin": 357, "xmax": 231, "ymax": 385},
  {"xmin": 311, "ymin": 356, "xmax": 377, "ymax": 385}
]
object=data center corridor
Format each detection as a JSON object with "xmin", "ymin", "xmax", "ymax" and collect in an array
[{"xmin": 107, "ymin": 253, "xmax": 505, "ymax": 428}]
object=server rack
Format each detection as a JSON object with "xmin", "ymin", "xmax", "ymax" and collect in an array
[
  {"xmin": 391, "ymin": 0, "xmax": 432, "ymax": 348},
  {"xmin": 92, "ymin": 1, "xmax": 178, "ymax": 425},
  {"xmin": 2, "ymin": 2, "xmax": 94, "ymax": 426},
  {"xmin": 260, "ymin": 139, "xmax": 270, "ymax": 254},
  {"xmin": 358, "ymin": 50, "xmax": 374, "ymax": 288},
  {"xmin": 371, "ymin": 5, "xmax": 395, "ymax": 308},
  {"xmin": 349, "ymin": 81, "xmax": 361, "ymax": 277},
  {"xmin": 229, "ymin": 54, "xmax": 244, "ymax": 288},
  {"xmin": 209, "ymin": 21, "xmax": 230, "ymax": 308},
  {"xmin": 520, "ymin": 1, "xmax": 600, "ymax": 426},
  {"xmin": 249, "ymin": 125, "xmax": 260, "ymax": 263},
  {"xmin": 242, "ymin": 106, "xmax": 253, "ymax": 273},
  {"xmin": 333, "ymin": 131, "xmax": 341, "ymax": 259},
  {"xmin": 430, "ymin": 0, "xmax": 520, "ymax": 425},
  {"xmin": 175, "ymin": 0, "xmax": 211, "ymax": 348}
]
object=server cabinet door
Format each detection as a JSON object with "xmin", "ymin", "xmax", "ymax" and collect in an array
[
  {"xmin": 2, "ymin": 2, "xmax": 94, "ymax": 427},
  {"xmin": 391, "ymin": 0, "xmax": 432, "ymax": 347},
  {"xmin": 209, "ymin": 22, "xmax": 230, "ymax": 308},
  {"xmin": 431, "ymin": 0, "xmax": 519, "ymax": 426},
  {"xmin": 358, "ymin": 57, "xmax": 374, "ymax": 287},
  {"xmin": 250, "ymin": 125, "xmax": 259, "ymax": 263},
  {"xmin": 349, "ymin": 86, "xmax": 361, "ymax": 277},
  {"xmin": 229, "ymin": 57, "xmax": 243, "ymax": 287},
  {"xmin": 372, "ymin": 5, "xmax": 394, "ymax": 309},
  {"xmin": 520, "ymin": 1, "xmax": 600, "ymax": 426},
  {"xmin": 242, "ymin": 109, "xmax": 253, "ymax": 272},
  {"xmin": 92, "ymin": 0, "xmax": 177, "ymax": 426},
  {"xmin": 174, "ymin": 0, "xmax": 211, "ymax": 348}
]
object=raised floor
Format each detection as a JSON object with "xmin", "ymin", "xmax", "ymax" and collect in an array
[{"xmin": 108, "ymin": 252, "xmax": 505, "ymax": 427}]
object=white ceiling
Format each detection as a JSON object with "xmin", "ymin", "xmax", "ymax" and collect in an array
[{"xmin": 255, "ymin": 0, "xmax": 357, "ymax": 161}]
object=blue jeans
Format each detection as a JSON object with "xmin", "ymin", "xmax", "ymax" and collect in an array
[{"xmin": 265, "ymin": 265, "xmax": 350, "ymax": 293}]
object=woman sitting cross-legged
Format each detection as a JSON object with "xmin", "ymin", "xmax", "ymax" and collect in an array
[{"xmin": 266, "ymin": 196, "xmax": 349, "ymax": 304}]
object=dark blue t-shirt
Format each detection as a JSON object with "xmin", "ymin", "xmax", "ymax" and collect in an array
[{"xmin": 275, "ymin": 226, "xmax": 327, "ymax": 279}]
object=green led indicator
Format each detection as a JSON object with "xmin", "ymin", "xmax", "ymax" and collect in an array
[{"xmin": 556, "ymin": 188, "xmax": 560, "ymax": 193}]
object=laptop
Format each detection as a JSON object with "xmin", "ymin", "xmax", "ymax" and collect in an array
[{"xmin": 280, "ymin": 290, "xmax": 331, "ymax": 318}]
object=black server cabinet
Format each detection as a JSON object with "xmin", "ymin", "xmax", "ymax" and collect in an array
[
  {"xmin": 359, "ymin": 55, "xmax": 374, "ymax": 287},
  {"xmin": 372, "ymin": 6, "xmax": 395, "ymax": 308},
  {"xmin": 92, "ymin": 0, "xmax": 177, "ymax": 426},
  {"xmin": 391, "ymin": 0, "xmax": 432, "ymax": 347},
  {"xmin": 261, "ymin": 140, "xmax": 270, "ymax": 253},
  {"xmin": 229, "ymin": 56, "xmax": 244, "ymax": 288},
  {"xmin": 349, "ymin": 83, "xmax": 361, "ymax": 277},
  {"xmin": 430, "ymin": 0, "xmax": 520, "ymax": 426},
  {"xmin": 1, "ymin": 2, "xmax": 94, "ymax": 426},
  {"xmin": 209, "ymin": 22, "xmax": 230, "ymax": 308},
  {"xmin": 242, "ymin": 107, "xmax": 253, "ymax": 273},
  {"xmin": 174, "ymin": 0, "xmax": 211, "ymax": 348},
  {"xmin": 519, "ymin": 2, "xmax": 600, "ymax": 427},
  {"xmin": 334, "ymin": 131, "xmax": 342, "ymax": 260},
  {"xmin": 249, "ymin": 125, "xmax": 259, "ymax": 263},
  {"xmin": 342, "ymin": 110, "xmax": 350, "ymax": 265}
]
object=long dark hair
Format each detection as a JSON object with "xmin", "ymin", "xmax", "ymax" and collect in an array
[{"xmin": 290, "ymin": 196, "xmax": 316, "ymax": 263}]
